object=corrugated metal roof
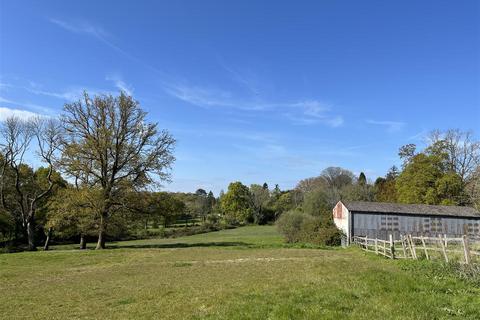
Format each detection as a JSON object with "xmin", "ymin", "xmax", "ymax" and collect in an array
[{"xmin": 342, "ymin": 201, "xmax": 480, "ymax": 218}]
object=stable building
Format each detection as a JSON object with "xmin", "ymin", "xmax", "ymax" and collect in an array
[{"xmin": 333, "ymin": 201, "xmax": 480, "ymax": 244}]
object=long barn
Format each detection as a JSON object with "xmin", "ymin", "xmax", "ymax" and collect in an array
[{"xmin": 333, "ymin": 201, "xmax": 480, "ymax": 244}]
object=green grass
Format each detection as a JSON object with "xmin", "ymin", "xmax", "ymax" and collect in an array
[{"xmin": 1, "ymin": 226, "xmax": 479, "ymax": 319}]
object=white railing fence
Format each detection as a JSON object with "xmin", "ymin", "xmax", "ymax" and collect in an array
[{"xmin": 353, "ymin": 234, "xmax": 479, "ymax": 265}]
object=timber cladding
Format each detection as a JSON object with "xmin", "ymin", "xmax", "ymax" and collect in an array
[
  {"xmin": 351, "ymin": 211, "xmax": 480, "ymax": 241},
  {"xmin": 333, "ymin": 201, "xmax": 480, "ymax": 242}
]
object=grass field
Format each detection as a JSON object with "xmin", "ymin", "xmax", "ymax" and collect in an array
[{"xmin": 1, "ymin": 226, "xmax": 479, "ymax": 319}]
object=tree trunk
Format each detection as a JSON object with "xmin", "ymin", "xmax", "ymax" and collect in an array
[
  {"xmin": 26, "ymin": 219, "xmax": 37, "ymax": 251},
  {"xmin": 79, "ymin": 233, "xmax": 87, "ymax": 250},
  {"xmin": 43, "ymin": 227, "xmax": 52, "ymax": 251},
  {"xmin": 96, "ymin": 228, "xmax": 105, "ymax": 250},
  {"xmin": 95, "ymin": 213, "xmax": 107, "ymax": 250}
]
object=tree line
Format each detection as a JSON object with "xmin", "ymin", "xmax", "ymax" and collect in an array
[
  {"xmin": 0, "ymin": 92, "xmax": 297, "ymax": 252},
  {"xmin": 1, "ymin": 91, "xmax": 479, "ymax": 250},
  {"xmin": 0, "ymin": 92, "xmax": 175, "ymax": 251},
  {"xmin": 274, "ymin": 129, "xmax": 480, "ymax": 245}
]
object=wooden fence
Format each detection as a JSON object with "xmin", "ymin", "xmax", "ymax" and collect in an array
[{"xmin": 353, "ymin": 234, "xmax": 480, "ymax": 265}]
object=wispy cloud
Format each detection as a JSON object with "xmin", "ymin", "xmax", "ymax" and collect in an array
[
  {"xmin": 0, "ymin": 95, "xmax": 56, "ymax": 115},
  {"xmin": 23, "ymin": 87, "xmax": 84, "ymax": 101},
  {"xmin": 163, "ymin": 84, "xmax": 238, "ymax": 108},
  {"xmin": 0, "ymin": 107, "xmax": 45, "ymax": 121},
  {"xmin": 50, "ymin": 18, "xmax": 109, "ymax": 39},
  {"xmin": 283, "ymin": 100, "xmax": 344, "ymax": 127},
  {"xmin": 1, "ymin": 77, "xmax": 86, "ymax": 102},
  {"xmin": 0, "ymin": 96, "xmax": 14, "ymax": 104},
  {"xmin": 50, "ymin": 18, "xmax": 133, "ymax": 62},
  {"xmin": 408, "ymin": 129, "xmax": 429, "ymax": 142},
  {"xmin": 366, "ymin": 119, "xmax": 406, "ymax": 133},
  {"xmin": 218, "ymin": 61, "xmax": 262, "ymax": 96},
  {"xmin": 106, "ymin": 74, "xmax": 133, "ymax": 96},
  {"xmin": 164, "ymin": 83, "xmax": 343, "ymax": 127},
  {"xmin": 50, "ymin": 18, "xmax": 166, "ymax": 76},
  {"xmin": 1, "ymin": 74, "xmax": 135, "ymax": 114}
]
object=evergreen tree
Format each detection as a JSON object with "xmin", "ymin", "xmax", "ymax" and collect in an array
[{"xmin": 358, "ymin": 172, "xmax": 367, "ymax": 186}]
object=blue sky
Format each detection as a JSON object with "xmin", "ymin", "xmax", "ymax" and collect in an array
[{"xmin": 0, "ymin": 1, "xmax": 479, "ymax": 194}]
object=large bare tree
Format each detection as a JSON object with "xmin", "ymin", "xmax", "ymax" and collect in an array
[
  {"xmin": 0, "ymin": 116, "xmax": 62, "ymax": 250},
  {"xmin": 428, "ymin": 129, "xmax": 480, "ymax": 183},
  {"xmin": 60, "ymin": 92, "xmax": 175, "ymax": 249}
]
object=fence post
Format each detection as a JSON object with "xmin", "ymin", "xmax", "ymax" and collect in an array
[
  {"xmin": 438, "ymin": 234, "xmax": 448, "ymax": 263},
  {"xmin": 420, "ymin": 235, "xmax": 429, "ymax": 260},
  {"xmin": 409, "ymin": 235, "xmax": 417, "ymax": 259},
  {"xmin": 375, "ymin": 238, "xmax": 378, "ymax": 255},
  {"xmin": 462, "ymin": 235, "xmax": 471, "ymax": 265},
  {"xmin": 389, "ymin": 234, "xmax": 395, "ymax": 259},
  {"xmin": 401, "ymin": 235, "xmax": 407, "ymax": 258},
  {"xmin": 444, "ymin": 234, "xmax": 448, "ymax": 248}
]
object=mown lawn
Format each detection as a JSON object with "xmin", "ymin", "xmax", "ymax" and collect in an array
[{"xmin": 0, "ymin": 225, "xmax": 479, "ymax": 319}]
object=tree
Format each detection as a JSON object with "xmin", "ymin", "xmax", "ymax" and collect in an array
[
  {"xmin": 398, "ymin": 144, "xmax": 416, "ymax": 168},
  {"xmin": 194, "ymin": 189, "xmax": 209, "ymax": 222},
  {"xmin": 0, "ymin": 153, "xmax": 19, "ymax": 242},
  {"xmin": 46, "ymin": 187, "xmax": 99, "ymax": 249},
  {"xmin": 435, "ymin": 172, "xmax": 465, "ymax": 205},
  {"xmin": 142, "ymin": 192, "xmax": 185, "ymax": 228},
  {"xmin": 60, "ymin": 92, "xmax": 176, "ymax": 249},
  {"xmin": 272, "ymin": 184, "xmax": 281, "ymax": 200},
  {"xmin": 428, "ymin": 129, "xmax": 480, "ymax": 183},
  {"xmin": 220, "ymin": 182, "xmax": 253, "ymax": 224},
  {"xmin": 0, "ymin": 208, "xmax": 14, "ymax": 240},
  {"xmin": 396, "ymin": 153, "xmax": 465, "ymax": 205},
  {"xmin": 465, "ymin": 166, "xmax": 480, "ymax": 210},
  {"xmin": 0, "ymin": 117, "xmax": 62, "ymax": 250},
  {"xmin": 374, "ymin": 166, "xmax": 399, "ymax": 203},
  {"xmin": 206, "ymin": 191, "xmax": 216, "ymax": 214},
  {"xmin": 342, "ymin": 183, "xmax": 375, "ymax": 202},
  {"xmin": 295, "ymin": 176, "xmax": 326, "ymax": 205},
  {"xmin": 250, "ymin": 184, "xmax": 270, "ymax": 224},
  {"xmin": 358, "ymin": 172, "xmax": 367, "ymax": 186},
  {"xmin": 302, "ymin": 189, "xmax": 330, "ymax": 217},
  {"xmin": 396, "ymin": 153, "xmax": 442, "ymax": 204},
  {"xmin": 386, "ymin": 165, "xmax": 399, "ymax": 180},
  {"xmin": 320, "ymin": 167, "xmax": 354, "ymax": 189},
  {"xmin": 270, "ymin": 191, "xmax": 295, "ymax": 220},
  {"xmin": 319, "ymin": 167, "xmax": 355, "ymax": 206}
]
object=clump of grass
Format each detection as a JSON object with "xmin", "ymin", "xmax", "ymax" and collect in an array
[
  {"xmin": 398, "ymin": 259, "xmax": 480, "ymax": 287},
  {"xmin": 445, "ymin": 263, "xmax": 480, "ymax": 287},
  {"xmin": 173, "ymin": 261, "xmax": 193, "ymax": 267}
]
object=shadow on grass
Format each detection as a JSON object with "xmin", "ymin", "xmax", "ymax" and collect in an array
[{"xmin": 107, "ymin": 241, "xmax": 252, "ymax": 249}]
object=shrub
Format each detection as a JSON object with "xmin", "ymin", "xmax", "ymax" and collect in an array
[
  {"xmin": 276, "ymin": 210, "xmax": 306, "ymax": 243},
  {"xmin": 276, "ymin": 210, "xmax": 341, "ymax": 246},
  {"xmin": 300, "ymin": 215, "xmax": 342, "ymax": 246}
]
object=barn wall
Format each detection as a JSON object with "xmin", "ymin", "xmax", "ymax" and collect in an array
[
  {"xmin": 351, "ymin": 212, "xmax": 480, "ymax": 241},
  {"xmin": 333, "ymin": 202, "xmax": 350, "ymax": 237}
]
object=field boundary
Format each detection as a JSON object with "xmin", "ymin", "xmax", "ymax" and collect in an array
[{"xmin": 353, "ymin": 234, "xmax": 480, "ymax": 264}]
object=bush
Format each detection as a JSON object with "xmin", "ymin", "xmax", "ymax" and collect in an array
[
  {"xmin": 276, "ymin": 210, "xmax": 341, "ymax": 246},
  {"xmin": 275, "ymin": 210, "xmax": 306, "ymax": 243}
]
